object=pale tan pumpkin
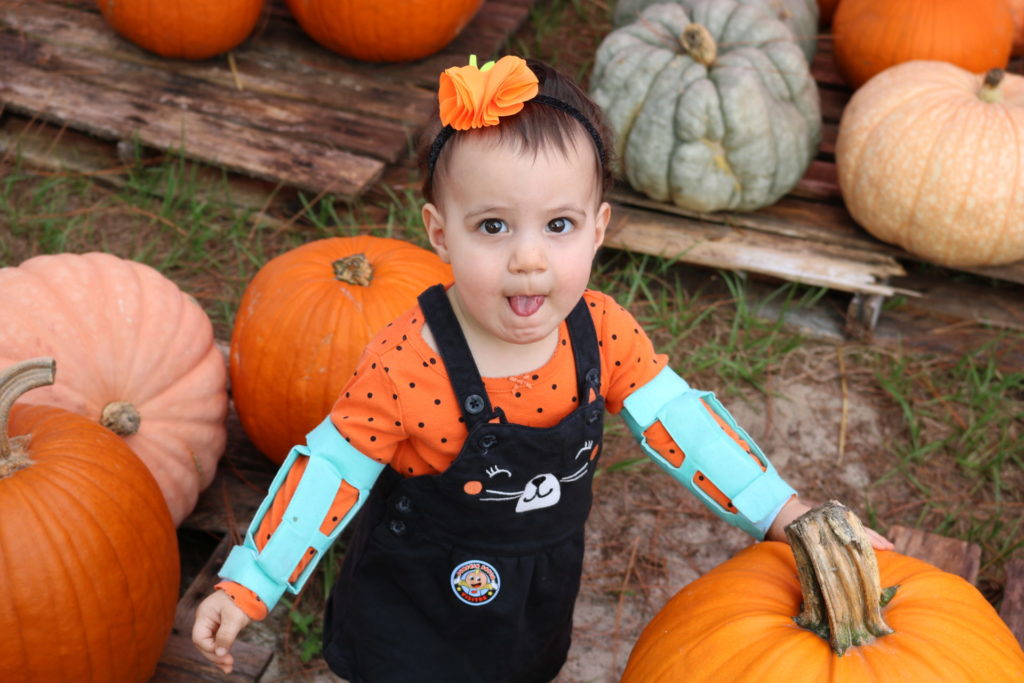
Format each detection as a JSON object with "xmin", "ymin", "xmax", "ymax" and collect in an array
[
  {"xmin": 0, "ymin": 252, "xmax": 228, "ymax": 525},
  {"xmin": 836, "ymin": 62, "xmax": 1024, "ymax": 267}
]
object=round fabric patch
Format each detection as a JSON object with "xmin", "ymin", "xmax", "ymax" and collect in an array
[{"xmin": 450, "ymin": 559, "xmax": 500, "ymax": 606}]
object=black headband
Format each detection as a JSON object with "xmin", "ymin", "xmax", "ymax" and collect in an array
[{"xmin": 426, "ymin": 93, "xmax": 607, "ymax": 179}]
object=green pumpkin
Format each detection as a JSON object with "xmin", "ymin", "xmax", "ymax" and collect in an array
[
  {"xmin": 591, "ymin": 0, "xmax": 821, "ymax": 212},
  {"xmin": 613, "ymin": 0, "xmax": 819, "ymax": 63}
]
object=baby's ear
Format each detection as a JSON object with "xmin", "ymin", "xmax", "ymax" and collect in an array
[
  {"xmin": 422, "ymin": 203, "xmax": 451, "ymax": 263},
  {"xmin": 593, "ymin": 201, "xmax": 611, "ymax": 254}
]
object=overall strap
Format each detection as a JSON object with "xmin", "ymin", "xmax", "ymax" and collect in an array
[
  {"xmin": 417, "ymin": 284, "xmax": 493, "ymax": 429},
  {"xmin": 566, "ymin": 295, "xmax": 601, "ymax": 403}
]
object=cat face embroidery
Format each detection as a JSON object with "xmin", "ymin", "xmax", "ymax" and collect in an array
[{"xmin": 462, "ymin": 440, "xmax": 598, "ymax": 512}]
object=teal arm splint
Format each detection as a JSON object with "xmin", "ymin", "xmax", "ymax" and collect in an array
[
  {"xmin": 218, "ymin": 417, "xmax": 385, "ymax": 610},
  {"xmin": 622, "ymin": 367, "xmax": 795, "ymax": 539}
]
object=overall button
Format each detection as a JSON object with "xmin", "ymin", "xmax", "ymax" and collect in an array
[
  {"xmin": 464, "ymin": 394, "xmax": 485, "ymax": 414},
  {"xmin": 395, "ymin": 496, "xmax": 414, "ymax": 514},
  {"xmin": 586, "ymin": 409, "xmax": 601, "ymax": 425},
  {"xmin": 388, "ymin": 519, "xmax": 407, "ymax": 536},
  {"xmin": 478, "ymin": 434, "xmax": 498, "ymax": 450},
  {"xmin": 585, "ymin": 368, "xmax": 600, "ymax": 387}
]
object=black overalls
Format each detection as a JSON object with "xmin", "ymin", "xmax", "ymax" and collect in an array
[{"xmin": 323, "ymin": 285, "xmax": 605, "ymax": 683}]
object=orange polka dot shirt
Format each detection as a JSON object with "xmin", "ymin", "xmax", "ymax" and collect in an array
[{"xmin": 217, "ymin": 289, "xmax": 724, "ymax": 619}]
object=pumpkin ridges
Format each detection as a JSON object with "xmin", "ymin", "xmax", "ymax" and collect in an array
[{"xmin": 2, "ymin": 402, "xmax": 178, "ymax": 682}]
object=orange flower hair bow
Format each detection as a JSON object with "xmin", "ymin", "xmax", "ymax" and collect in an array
[{"xmin": 438, "ymin": 55, "xmax": 539, "ymax": 130}]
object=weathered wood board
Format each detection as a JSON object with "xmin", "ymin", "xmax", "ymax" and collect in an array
[
  {"xmin": 1000, "ymin": 559, "xmax": 1024, "ymax": 648},
  {"xmin": 0, "ymin": 0, "xmax": 535, "ymax": 199},
  {"xmin": 888, "ymin": 524, "xmax": 982, "ymax": 586}
]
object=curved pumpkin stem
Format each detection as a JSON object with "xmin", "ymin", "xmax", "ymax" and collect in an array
[
  {"xmin": 785, "ymin": 501, "xmax": 895, "ymax": 655},
  {"xmin": 0, "ymin": 358, "xmax": 56, "ymax": 461}
]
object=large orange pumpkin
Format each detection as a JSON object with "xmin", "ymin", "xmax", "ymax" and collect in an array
[
  {"xmin": 283, "ymin": 0, "xmax": 483, "ymax": 62},
  {"xmin": 0, "ymin": 359, "xmax": 179, "ymax": 683},
  {"xmin": 0, "ymin": 252, "xmax": 229, "ymax": 525},
  {"xmin": 230, "ymin": 236, "xmax": 453, "ymax": 463},
  {"xmin": 832, "ymin": 0, "xmax": 1013, "ymax": 89},
  {"xmin": 622, "ymin": 502, "xmax": 1024, "ymax": 682},
  {"xmin": 96, "ymin": 0, "xmax": 264, "ymax": 59},
  {"xmin": 835, "ymin": 63, "xmax": 1024, "ymax": 267}
]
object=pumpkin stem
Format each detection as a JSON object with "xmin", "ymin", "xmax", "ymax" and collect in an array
[
  {"xmin": 100, "ymin": 401, "xmax": 141, "ymax": 436},
  {"xmin": 0, "ymin": 358, "xmax": 56, "ymax": 470},
  {"xmin": 333, "ymin": 253, "xmax": 374, "ymax": 286},
  {"xmin": 785, "ymin": 501, "xmax": 896, "ymax": 655},
  {"xmin": 680, "ymin": 23, "xmax": 717, "ymax": 67},
  {"xmin": 978, "ymin": 69, "xmax": 1004, "ymax": 104}
]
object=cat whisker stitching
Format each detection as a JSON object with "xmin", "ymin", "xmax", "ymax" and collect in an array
[
  {"xmin": 481, "ymin": 489, "xmax": 524, "ymax": 501},
  {"xmin": 560, "ymin": 464, "xmax": 589, "ymax": 483}
]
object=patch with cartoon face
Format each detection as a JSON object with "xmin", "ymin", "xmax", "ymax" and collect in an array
[
  {"xmin": 451, "ymin": 559, "xmax": 501, "ymax": 606},
  {"xmin": 461, "ymin": 440, "xmax": 600, "ymax": 513}
]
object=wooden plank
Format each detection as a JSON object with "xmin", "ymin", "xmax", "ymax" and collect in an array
[
  {"xmin": 999, "ymin": 560, "xmax": 1024, "ymax": 648},
  {"xmin": 152, "ymin": 531, "xmax": 274, "ymax": 683},
  {"xmin": 153, "ymin": 632, "xmax": 272, "ymax": 683},
  {"xmin": 1, "ymin": 1, "xmax": 435, "ymax": 124},
  {"xmin": 605, "ymin": 202, "xmax": 910, "ymax": 297},
  {"xmin": 889, "ymin": 524, "xmax": 981, "ymax": 585},
  {"xmin": 0, "ymin": 58, "xmax": 384, "ymax": 198},
  {"xmin": 0, "ymin": 32, "xmax": 411, "ymax": 164}
]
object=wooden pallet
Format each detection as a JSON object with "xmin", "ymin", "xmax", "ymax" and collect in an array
[
  {"xmin": 605, "ymin": 41, "xmax": 1024, "ymax": 335},
  {"xmin": 0, "ymin": 0, "xmax": 535, "ymax": 200}
]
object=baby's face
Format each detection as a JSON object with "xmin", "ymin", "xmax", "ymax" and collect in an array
[{"xmin": 423, "ymin": 133, "xmax": 609, "ymax": 351}]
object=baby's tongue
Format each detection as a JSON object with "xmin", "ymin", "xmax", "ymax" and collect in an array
[{"xmin": 508, "ymin": 295, "xmax": 544, "ymax": 317}]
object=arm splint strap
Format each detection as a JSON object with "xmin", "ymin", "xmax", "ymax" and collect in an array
[
  {"xmin": 219, "ymin": 417, "xmax": 385, "ymax": 609},
  {"xmin": 622, "ymin": 367, "xmax": 795, "ymax": 539}
]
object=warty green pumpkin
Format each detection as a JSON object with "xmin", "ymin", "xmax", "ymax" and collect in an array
[{"xmin": 591, "ymin": 0, "xmax": 822, "ymax": 213}]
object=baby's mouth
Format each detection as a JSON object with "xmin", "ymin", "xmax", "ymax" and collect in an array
[{"xmin": 508, "ymin": 295, "xmax": 545, "ymax": 317}]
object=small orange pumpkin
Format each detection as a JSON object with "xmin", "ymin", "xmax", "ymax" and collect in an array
[
  {"xmin": 0, "ymin": 359, "xmax": 179, "ymax": 683},
  {"xmin": 832, "ymin": 0, "xmax": 1013, "ymax": 89},
  {"xmin": 230, "ymin": 236, "xmax": 452, "ymax": 463},
  {"xmin": 96, "ymin": 0, "xmax": 264, "ymax": 59},
  {"xmin": 0, "ymin": 252, "xmax": 229, "ymax": 525},
  {"xmin": 622, "ymin": 502, "xmax": 1024, "ymax": 682},
  {"xmin": 283, "ymin": 0, "xmax": 483, "ymax": 62}
]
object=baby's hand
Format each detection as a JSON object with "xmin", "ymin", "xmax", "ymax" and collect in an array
[
  {"xmin": 768, "ymin": 497, "xmax": 894, "ymax": 551},
  {"xmin": 192, "ymin": 589, "xmax": 252, "ymax": 674}
]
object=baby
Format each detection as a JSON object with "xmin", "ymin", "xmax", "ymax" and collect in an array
[{"xmin": 193, "ymin": 55, "xmax": 891, "ymax": 682}]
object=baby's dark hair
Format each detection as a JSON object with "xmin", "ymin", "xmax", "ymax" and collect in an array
[{"xmin": 418, "ymin": 58, "xmax": 615, "ymax": 205}]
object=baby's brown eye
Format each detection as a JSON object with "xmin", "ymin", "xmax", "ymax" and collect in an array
[
  {"xmin": 480, "ymin": 218, "xmax": 507, "ymax": 234},
  {"xmin": 547, "ymin": 217, "xmax": 574, "ymax": 234}
]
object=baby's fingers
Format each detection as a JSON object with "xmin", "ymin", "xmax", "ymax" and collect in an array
[{"xmin": 865, "ymin": 526, "xmax": 894, "ymax": 551}]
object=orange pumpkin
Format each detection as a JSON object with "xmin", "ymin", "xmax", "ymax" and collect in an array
[
  {"xmin": 1012, "ymin": 0, "xmax": 1024, "ymax": 56},
  {"xmin": 96, "ymin": 0, "xmax": 264, "ymax": 59},
  {"xmin": 835, "ymin": 63, "xmax": 1024, "ymax": 267},
  {"xmin": 832, "ymin": 0, "xmax": 1013, "ymax": 89},
  {"xmin": 0, "ymin": 359, "xmax": 179, "ymax": 683},
  {"xmin": 283, "ymin": 0, "xmax": 483, "ymax": 62},
  {"xmin": 622, "ymin": 502, "xmax": 1024, "ymax": 682},
  {"xmin": 230, "ymin": 236, "xmax": 453, "ymax": 463},
  {"xmin": 0, "ymin": 252, "xmax": 229, "ymax": 525}
]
